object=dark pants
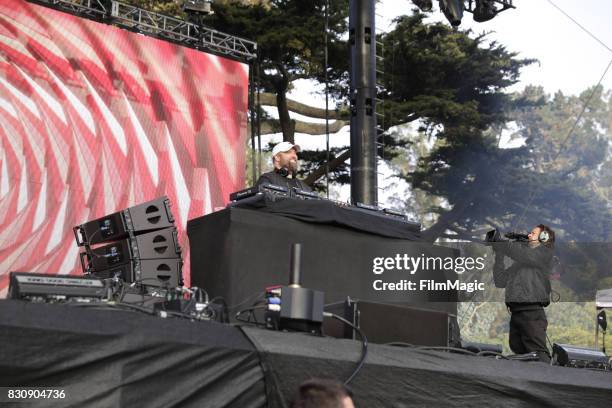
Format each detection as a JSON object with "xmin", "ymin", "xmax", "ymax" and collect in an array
[{"xmin": 509, "ymin": 308, "xmax": 550, "ymax": 363}]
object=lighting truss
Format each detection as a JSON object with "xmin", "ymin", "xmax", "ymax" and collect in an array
[
  {"xmin": 28, "ymin": 0, "xmax": 257, "ymax": 62},
  {"xmin": 37, "ymin": 0, "xmax": 107, "ymax": 17}
]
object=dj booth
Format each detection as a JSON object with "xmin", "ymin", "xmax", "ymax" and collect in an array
[{"xmin": 187, "ymin": 195, "xmax": 458, "ymax": 315}]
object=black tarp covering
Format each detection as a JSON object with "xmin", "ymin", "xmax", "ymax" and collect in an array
[
  {"xmin": 0, "ymin": 300, "xmax": 266, "ymax": 408},
  {"xmin": 242, "ymin": 326, "xmax": 612, "ymax": 408},
  {"xmin": 231, "ymin": 194, "xmax": 421, "ymax": 240},
  {"xmin": 2, "ymin": 300, "xmax": 612, "ymax": 407}
]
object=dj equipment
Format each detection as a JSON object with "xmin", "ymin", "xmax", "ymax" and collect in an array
[
  {"xmin": 347, "ymin": 202, "xmax": 410, "ymax": 223},
  {"xmin": 8, "ymin": 272, "xmax": 107, "ymax": 302},
  {"xmin": 552, "ymin": 343, "xmax": 610, "ymax": 370},
  {"xmin": 229, "ymin": 184, "xmax": 289, "ymax": 202},
  {"xmin": 264, "ymin": 244, "xmax": 325, "ymax": 334},
  {"xmin": 229, "ymin": 186, "xmax": 261, "ymax": 202},
  {"xmin": 228, "ymin": 184, "xmax": 418, "ymax": 228},
  {"xmin": 323, "ymin": 299, "xmax": 460, "ymax": 347},
  {"xmin": 73, "ymin": 196, "xmax": 174, "ymax": 246},
  {"xmin": 293, "ymin": 188, "xmax": 320, "ymax": 200}
]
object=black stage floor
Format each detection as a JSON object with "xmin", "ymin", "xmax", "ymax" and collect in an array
[{"xmin": 1, "ymin": 300, "xmax": 611, "ymax": 407}]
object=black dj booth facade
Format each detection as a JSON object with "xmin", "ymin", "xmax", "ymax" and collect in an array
[{"xmin": 187, "ymin": 203, "xmax": 458, "ymax": 315}]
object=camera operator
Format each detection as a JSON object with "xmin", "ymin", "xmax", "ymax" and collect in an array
[{"xmin": 492, "ymin": 224, "xmax": 555, "ymax": 362}]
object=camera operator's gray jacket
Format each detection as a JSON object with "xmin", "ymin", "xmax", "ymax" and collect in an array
[{"xmin": 493, "ymin": 241, "xmax": 552, "ymax": 308}]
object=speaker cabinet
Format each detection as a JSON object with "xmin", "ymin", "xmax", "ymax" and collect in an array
[{"xmin": 324, "ymin": 299, "xmax": 460, "ymax": 347}]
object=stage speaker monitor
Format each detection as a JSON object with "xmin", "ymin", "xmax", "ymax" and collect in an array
[
  {"xmin": 552, "ymin": 343, "xmax": 610, "ymax": 370},
  {"xmin": 79, "ymin": 227, "xmax": 181, "ymax": 273},
  {"xmin": 73, "ymin": 196, "xmax": 175, "ymax": 246},
  {"xmin": 324, "ymin": 299, "xmax": 460, "ymax": 347},
  {"xmin": 89, "ymin": 258, "xmax": 182, "ymax": 288}
]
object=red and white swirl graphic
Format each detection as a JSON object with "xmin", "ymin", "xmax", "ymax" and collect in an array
[{"xmin": 0, "ymin": 0, "xmax": 249, "ymax": 294}]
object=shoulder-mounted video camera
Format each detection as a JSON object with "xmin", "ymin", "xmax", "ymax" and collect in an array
[{"xmin": 485, "ymin": 229, "xmax": 528, "ymax": 245}]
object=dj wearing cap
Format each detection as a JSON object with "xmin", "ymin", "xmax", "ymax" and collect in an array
[{"xmin": 255, "ymin": 141, "xmax": 312, "ymax": 192}]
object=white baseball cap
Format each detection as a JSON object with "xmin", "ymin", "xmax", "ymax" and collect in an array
[{"xmin": 272, "ymin": 141, "xmax": 300, "ymax": 156}]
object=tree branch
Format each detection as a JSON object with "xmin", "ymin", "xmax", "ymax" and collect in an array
[
  {"xmin": 295, "ymin": 120, "xmax": 347, "ymax": 134},
  {"xmin": 259, "ymin": 92, "xmax": 347, "ymax": 120},
  {"xmin": 304, "ymin": 149, "xmax": 351, "ymax": 186},
  {"xmin": 420, "ymin": 197, "xmax": 474, "ymax": 242},
  {"xmin": 258, "ymin": 119, "xmax": 347, "ymax": 135}
]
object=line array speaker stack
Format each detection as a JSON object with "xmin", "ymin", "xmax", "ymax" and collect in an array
[{"xmin": 73, "ymin": 197, "xmax": 182, "ymax": 287}]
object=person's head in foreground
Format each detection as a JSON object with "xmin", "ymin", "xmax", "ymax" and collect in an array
[{"xmin": 291, "ymin": 378, "xmax": 355, "ymax": 408}]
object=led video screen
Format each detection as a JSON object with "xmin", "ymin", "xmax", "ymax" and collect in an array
[{"xmin": 0, "ymin": 0, "xmax": 249, "ymax": 293}]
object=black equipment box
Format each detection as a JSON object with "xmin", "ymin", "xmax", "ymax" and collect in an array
[
  {"xmin": 80, "ymin": 227, "xmax": 181, "ymax": 272},
  {"xmin": 552, "ymin": 343, "xmax": 610, "ymax": 370},
  {"xmin": 292, "ymin": 188, "xmax": 320, "ymax": 200},
  {"xmin": 228, "ymin": 184, "xmax": 290, "ymax": 206},
  {"xmin": 9, "ymin": 272, "xmax": 106, "ymax": 301},
  {"xmin": 73, "ymin": 196, "xmax": 174, "ymax": 246},
  {"xmin": 323, "ymin": 299, "xmax": 460, "ymax": 347},
  {"xmin": 88, "ymin": 258, "xmax": 182, "ymax": 287},
  {"xmin": 188, "ymin": 208, "xmax": 455, "ymax": 316},
  {"xmin": 229, "ymin": 186, "xmax": 262, "ymax": 202}
]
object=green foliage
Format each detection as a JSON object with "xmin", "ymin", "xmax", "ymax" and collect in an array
[
  {"xmin": 459, "ymin": 301, "xmax": 598, "ymax": 353},
  {"xmin": 380, "ymin": 13, "xmax": 535, "ymax": 133},
  {"xmin": 207, "ymin": 0, "xmax": 348, "ymax": 91},
  {"xmin": 509, "ymin": 86, "xmax": 611, "ymax": 241},
  {"xmin": 121, "ymin": 0, "xmax": 183, "ymax": 17}
]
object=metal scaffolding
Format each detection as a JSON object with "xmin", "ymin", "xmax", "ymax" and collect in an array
[{"xmin": 28, "ymin": 0, "xmax": 257, "ymax": 62}]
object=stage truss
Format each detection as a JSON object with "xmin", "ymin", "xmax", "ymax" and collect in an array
[{"xmin": 28, "ymin": 0, "xmax": 258, "ymax": 62}]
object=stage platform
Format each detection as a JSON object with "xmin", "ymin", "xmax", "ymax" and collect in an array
[{"xmin": 1, "ymin": 300, "xmax": 611, "ymax": 407}]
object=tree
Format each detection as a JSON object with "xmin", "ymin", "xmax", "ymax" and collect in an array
[
  {"xmin": 207, "ymin": 0, "xmax": 350, "ymax": 144},
  {"xmin": 378, "ymin": 13, "xmax": 540, "ymax": 241},
  {"xmin": 509, "ymin": 86, "xmax": 611, "ymax": 239}
]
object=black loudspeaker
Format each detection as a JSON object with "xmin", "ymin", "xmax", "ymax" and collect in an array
[
  {"xmin": 80, "ymin": 228, "xmax": 181, "ymax": 272},
  {"xmin": 73, "ymin": 196, "xmax": 174, "ymax": 246},
  {"xmin": 324, "ymin": 299, "xmax": 460, "ymax": 347},
  {"xmin": 89, "ymin": 258, "xmax": 182, "ymax": 287}
]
